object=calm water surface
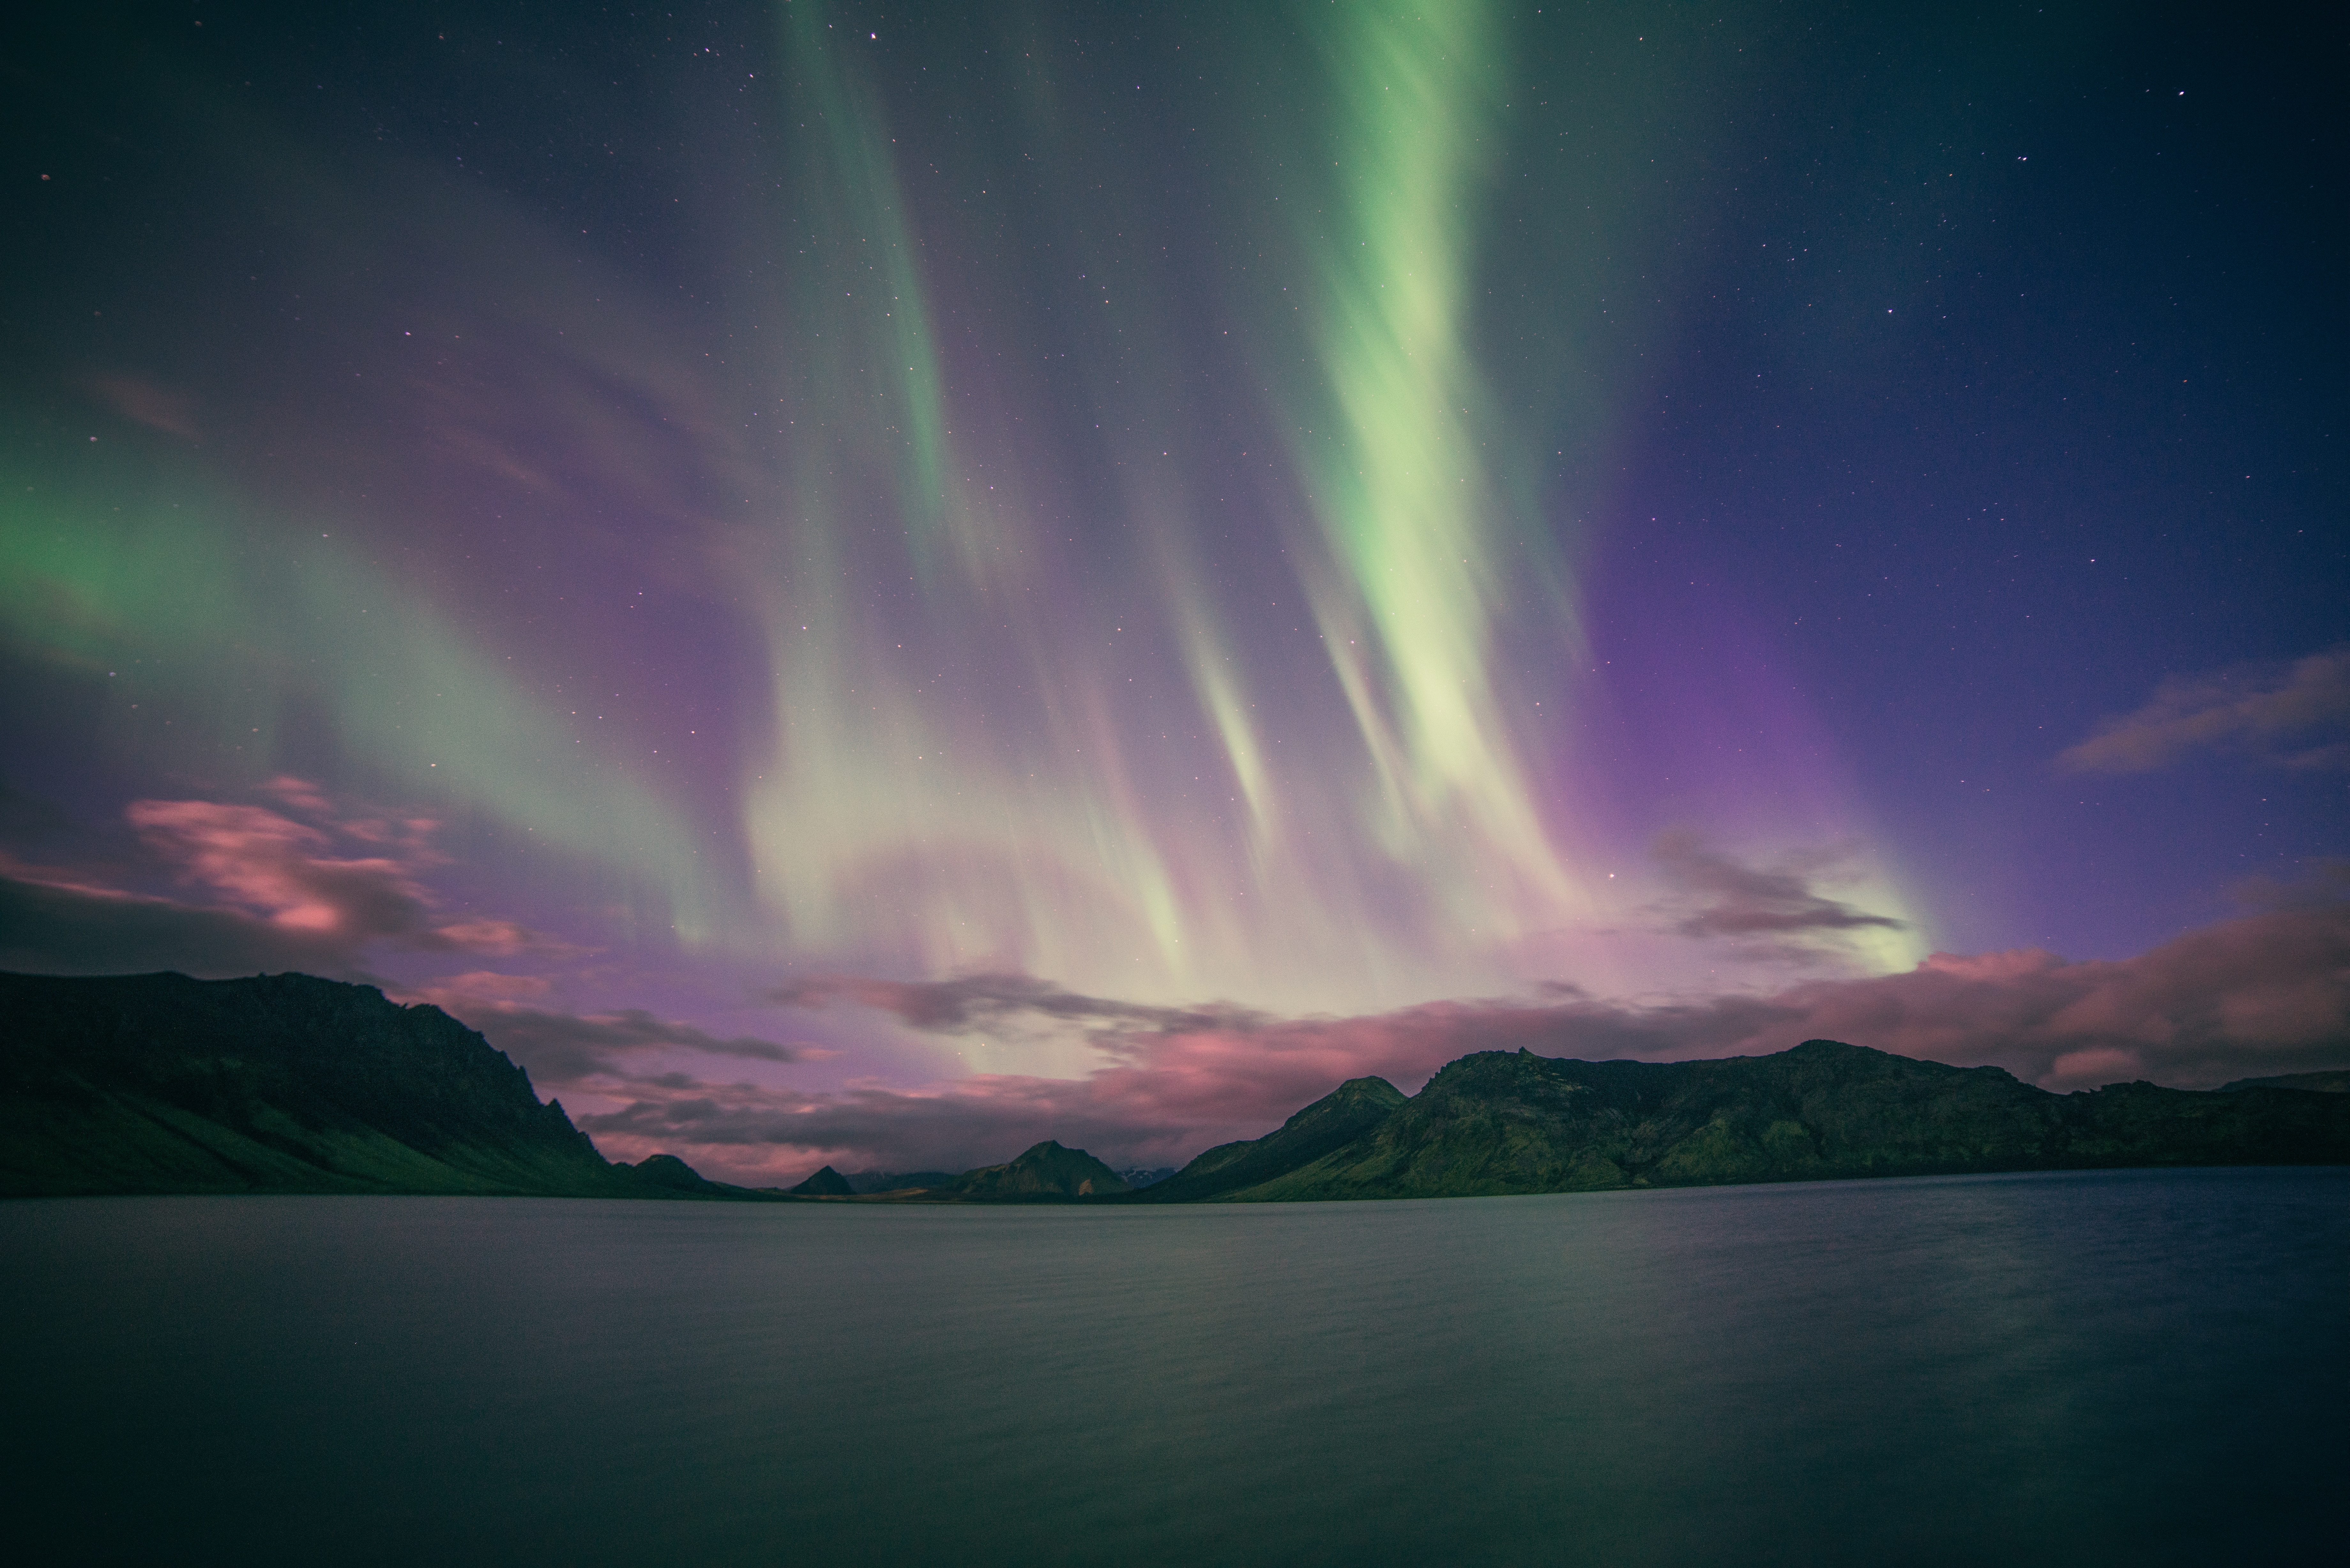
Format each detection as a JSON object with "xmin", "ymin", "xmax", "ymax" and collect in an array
[{"xmin": 4, "ymin": 1168, "xmax": 2344, "ymax": 1564}]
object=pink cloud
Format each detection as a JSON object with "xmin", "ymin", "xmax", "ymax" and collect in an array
[
  {"xmin": 2058, "ymin": 645, "xmax": 2350, "ymax": 773},
  {"xmin": 126, "ymin": 799, "xmax": 428, "ymax": 936},
  {"xmin": 257, "ymin": 774, "xmax": 338, "ymax": 817},
  {"xmin": 1, "ymin": 783, "xmax": 565, "ymax": 975},
  {"xmin": 420, "ymin": 917, "xmax": 580, "ymax": 957},
  {"xmin": 1918, "ymin": 948, "xmax": 2061, "ymax": 982},
  {"xmin": 422, "ymin": 970, "xmax": 555, "ymax": 1005}
]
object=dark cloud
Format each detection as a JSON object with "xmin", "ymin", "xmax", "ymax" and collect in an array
[
  {"xmin": 1649, "ymin": 829, "xmax": 1905, "ymax": 941},
  {"xmin": 2059, "ymin": 646, "xmax": 2350, "ymax": 774},
  {"xmin": 769, "ymin": 972, "xmax": 1245, "ymax": 1037},
  {"xmin": 2230, "ymin": 859, "xmax": 2350, "ymax": 914},
  {"xmin": 452, "ymin": 1004, "xmax": 807, "ymax": 1087},
  {"xmin": 0, "ymin": 780, "xmax": 98, "ymax": 856}
]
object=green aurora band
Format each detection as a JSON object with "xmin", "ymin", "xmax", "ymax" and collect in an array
[
  {"xmin": 0, "ymin": 0, "xmax": 1927, "ymax": 1035},
  {"xmin": 0, "ymin": 458, "xmax": 721, "ymax": 940}
]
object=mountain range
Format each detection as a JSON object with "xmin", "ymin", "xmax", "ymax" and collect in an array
[
  {"xmin": 4, "ymin": 971, "xmax": 2345, "ymax": 1201},
  {"xmin": 1131, "ymin": 1042, "xmax": 2350, "ymax": 1202}
]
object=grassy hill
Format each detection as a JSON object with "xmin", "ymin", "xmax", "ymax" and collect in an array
[{"xmin": 1136, "ymin": 1076, "xmax": 1406, "ymax": 1202}]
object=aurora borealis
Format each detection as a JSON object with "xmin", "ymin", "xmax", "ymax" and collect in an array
[{"xmin": 4, "ymin": 1, "xmax": 2343, "ymax": 1179}]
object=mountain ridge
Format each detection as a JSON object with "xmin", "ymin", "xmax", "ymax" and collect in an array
[
  {"xmin": 8, "ymin": 973, "xmax": 2344, "ymax": 1204},
  {"xmin": 1147, "ymin": 1040, "xmax": 2350, "ymax": 1202},
  {"xmin": 2220, "ymin": 1069, "xmax": 2350, "ymax": 1094},
  {"xmin": 0, "ymin": 970, "xmax": 771, "ymax": 1200}
]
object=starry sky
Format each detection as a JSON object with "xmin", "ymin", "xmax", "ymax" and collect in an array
[{"xmin": 4, "ymin": 1, "xmax": 2344, "ymax": 1180}]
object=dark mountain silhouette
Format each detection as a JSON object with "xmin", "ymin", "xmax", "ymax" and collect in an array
[
  {"xmin": 1146, "ymin": 1041, "xmax": 2350, "ymax": 1202},
  {"xmin": 623, "ymin": 1152, "xmax": 748, "ymax": 1197},
  {"xmin": 947, "ymin": 1140, "xmax": 1129, "ymax": 1198},
  {"xmin": 789, "ymin": 1164, "xmax": 856, "ymax": 1196},
  {"xmin": 2221, "ymin": 1070, "xmax": 2350, "ymax": 1094},
  {"xmin": 0, "ymin": 971, "xmax": 764, "ymax": 1200}
]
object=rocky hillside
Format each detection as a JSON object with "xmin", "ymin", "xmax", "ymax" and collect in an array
[
  {"xmin": 948, "ymin": 1140, "xmax": 1130, "ymax": 1198},
  {"xmin": 0, "ymin": 971, "xmax": 749, "ymax": 1199}
]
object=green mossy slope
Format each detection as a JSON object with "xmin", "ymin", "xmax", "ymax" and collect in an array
[{"xmin": 1136, "ymin": 1075, "xmax": 1406, "ymax": 1202}]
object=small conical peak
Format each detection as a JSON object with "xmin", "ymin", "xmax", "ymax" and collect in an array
[
  {"xmin": 953, "ymin": 1140, "xmax": 1127, "ymax": 1196},
  {"xmin": 789, "ymin": 1163, "xmax": 855, "ymax": 1196}
]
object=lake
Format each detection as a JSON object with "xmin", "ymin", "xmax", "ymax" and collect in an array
[{"xmin": 4, "ymin": 1168, "xmax": 2343, "ymax": 1564}]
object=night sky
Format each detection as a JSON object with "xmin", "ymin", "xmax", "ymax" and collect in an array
[{"xmin": 4, "ymin": 1, "xmax": 2344, "ymax": 1181}]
